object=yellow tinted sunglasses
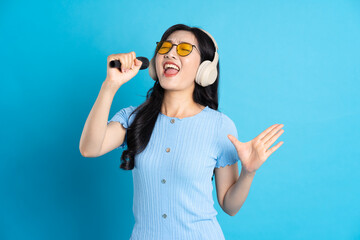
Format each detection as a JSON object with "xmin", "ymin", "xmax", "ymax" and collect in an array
[{"xmin": 155, "ymin": 41, "xmax": 199, "ymax": 56}]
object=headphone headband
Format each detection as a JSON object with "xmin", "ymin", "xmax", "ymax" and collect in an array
[{"xmin": 198, "ymin": 28, "xmax": 218, "ymax": 52}]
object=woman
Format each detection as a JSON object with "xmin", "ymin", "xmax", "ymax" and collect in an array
[{"xmin": 80, "ymin": 24, "xmax": 284, "ymax": 239}]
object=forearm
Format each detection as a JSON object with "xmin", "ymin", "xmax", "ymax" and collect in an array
[
  {"xmin": 79, "ymin": 80, "xmax": 120, "ymax": 156},
  {"xmin": 223, "ymin": 167, "xmax": 256, "ymax": 216}
]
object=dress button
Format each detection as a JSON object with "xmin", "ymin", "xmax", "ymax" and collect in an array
[
  {"xmin": 161, "ymin": 179, "xmax": 166, "ymax": 184},
  {"xmin": 162, "ymin": 213, "xmax": 167, "ymax": 219},
  {"xmin": 166, "ymin": 147, "xmax": 170, "ymax": 152},
  {"xmin": 170, "ymin": 119, "xmax": 175, "ymax": 123}
]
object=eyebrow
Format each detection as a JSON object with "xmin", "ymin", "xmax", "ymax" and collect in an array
[{"xmin": 167, "ymin": 39, "xmax": 195, "ymax": 45}]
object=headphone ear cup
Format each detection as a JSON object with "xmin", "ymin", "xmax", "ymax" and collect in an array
[
  {"xmin": 148, "ymin": 57, "xmax": 158, "ymax": 81},
  {"xmin": 195, "ymin": 60, "xmax": 210, "ymax": 86},
  {"xmin": 195, "ymin": 60, "xmax": 217, "ymax": 87},
  {"xmin": 195, "ymin": 52, "xmax": 219, "ymax": 87}
]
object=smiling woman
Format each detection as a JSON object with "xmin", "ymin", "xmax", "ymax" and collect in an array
[
  {"xmin": 117, "ymin": 24, "xmax": 221, "ymax": 176},
  {"xmin": 81, "ymin": 23, "xmax": 246, "ymax": 240}
]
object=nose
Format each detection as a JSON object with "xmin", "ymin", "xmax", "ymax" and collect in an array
[{"xmin": 164, "ymin": 45, "xmax": 177, "ymax": 59}]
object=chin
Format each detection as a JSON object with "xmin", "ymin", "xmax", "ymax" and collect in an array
[
  {"xmin": 159, "ymin": 72, "xmax": 179, "ymax": 82},
  {"xmin": 159, "ymin": 77, "xmax": 184, "ymax": 88},
  {"xmin": 159, "ymin": 78, "xmax": 177, "ymax": 87}
]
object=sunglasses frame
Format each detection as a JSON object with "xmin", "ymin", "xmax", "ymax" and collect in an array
[{"xmin": 155, "ymin": 40, "xmax": 200, "ymax": 56}]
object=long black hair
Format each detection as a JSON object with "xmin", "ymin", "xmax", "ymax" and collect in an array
[{"xmin": 119, "ymin": 23, "xmax": 221, "ymax": 181}]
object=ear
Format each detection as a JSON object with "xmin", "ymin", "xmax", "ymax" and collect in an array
[{"xmin": 149, "ymin": 57, "xmax": 158, "ymax": 81}]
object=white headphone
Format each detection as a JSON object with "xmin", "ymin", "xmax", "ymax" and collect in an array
[{"xmin": 148, "ymin": 28, "xmax": 219, "ymax": 87}]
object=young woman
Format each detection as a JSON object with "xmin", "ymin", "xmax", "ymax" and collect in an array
[{"xmin": 80, "ymin": 24, "xmax": 284, "ymax": 240}]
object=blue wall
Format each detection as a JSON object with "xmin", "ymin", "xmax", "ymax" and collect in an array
[{"xmin": 1, "ymin": 0, "xmax": 359, "ymax": 239}]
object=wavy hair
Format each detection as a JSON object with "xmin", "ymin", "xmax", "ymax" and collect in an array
[{"xmin": 119, "ymin": 23, "xmax": 221, "ymax": 181}]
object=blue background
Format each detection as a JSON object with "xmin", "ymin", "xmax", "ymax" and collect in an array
[{"xmin": 1, "ymin": 0, "xmax": 359, "ymax": 239}]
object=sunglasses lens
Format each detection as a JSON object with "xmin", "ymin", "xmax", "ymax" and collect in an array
[
  {"xmin": 156, "ymin": 41, "xmax": 193, "ymax": 56},
  {"xmin": 157, "ymin": 41, "xmax": 172, "ymax": 54},
  {"xmin": 178, "ymin": 43, "xmax": 192, "ymax": 56}
]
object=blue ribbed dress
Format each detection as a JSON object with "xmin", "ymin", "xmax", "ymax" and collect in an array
[{"xmin": 107, "ymin": 105, "xmax": 240, "ymax": 240}]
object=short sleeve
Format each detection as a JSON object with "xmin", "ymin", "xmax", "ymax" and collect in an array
[
  {"xmin": 215, "ymin": 113, "xmax": 240, "ymax": 168},
  {"xmin": 107, "ymin": 105, "xmax": 137, "ymax": 149}
]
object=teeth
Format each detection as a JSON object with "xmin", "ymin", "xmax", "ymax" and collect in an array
[{"xmin": 164, "ymin": 64, "xmax": 180, "ymax": 71}]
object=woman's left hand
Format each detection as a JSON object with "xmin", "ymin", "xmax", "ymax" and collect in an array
[{"xmin": 228, "ymin": 124, "xmax": 285, "ymax": 174}]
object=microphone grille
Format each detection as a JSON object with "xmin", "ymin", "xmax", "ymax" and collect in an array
[{"xmin": 137, "ymin": 57, "xmax": 149, "ymax": 70}]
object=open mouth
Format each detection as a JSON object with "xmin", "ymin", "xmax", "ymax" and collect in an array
[{"xmin": 163, "ymin": 62, "xmax": 180, "ymax": 77}]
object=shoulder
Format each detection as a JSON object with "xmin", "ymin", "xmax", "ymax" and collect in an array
[
  {"xmin": 124, "ymin": 105, "xmax": 138, "ymax": 113},
  {"xmin": 205, "ymin": 107, "xmax": 235, "ymax": 127},
  {"xmin": 108, "ymin": 105, "xmax": 139, "ymax": 127},
  {"xmin": 118, "ymin": 105, "xmax": 138, "ymax": 117},
  {"xmin": 220, "ymin": 112, "xmax": 236, "ymax": 128},
  {"xmin": 214, "ymin": 110, "xmax": 238, "ymax": 139},
  {"xmin": 204, "ymin": 106, "xmax": 222, "ymax": 121}
]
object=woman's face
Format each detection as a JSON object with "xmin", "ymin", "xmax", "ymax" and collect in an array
[{"xmin": 155, "ymin": 30, "xmax": 201, "ymax": 90}]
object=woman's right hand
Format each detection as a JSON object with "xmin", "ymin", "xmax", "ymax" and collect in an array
[{"xmin": 105, "ymin": 51, "xmax": 143, "ymax": 86}]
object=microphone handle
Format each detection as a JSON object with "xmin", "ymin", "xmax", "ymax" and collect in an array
[{"xmin": 109, "ymin": 56, "xmax": 149, "ymax": 70}]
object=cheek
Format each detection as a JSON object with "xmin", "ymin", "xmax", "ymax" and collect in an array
[
  {"xmin": 182, "ymin": 59, "xmax": 200, "ymax": 76},
  {"xmin": 155, "ymin": 55, "xmax": 163, "ymax": 70}
]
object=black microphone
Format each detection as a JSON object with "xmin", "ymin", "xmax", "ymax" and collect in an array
[{"xmin": 109, "ymin": 56, "xmax": 149, "ymax": 70}]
